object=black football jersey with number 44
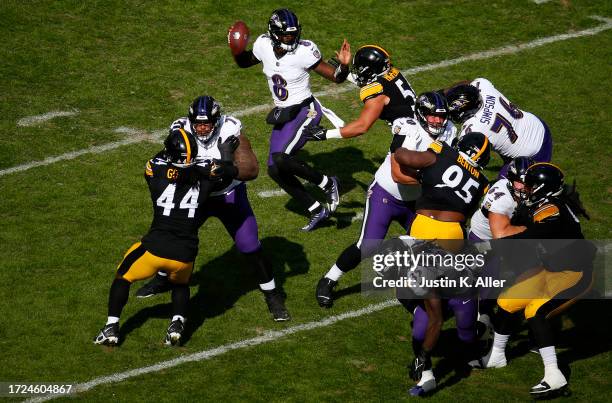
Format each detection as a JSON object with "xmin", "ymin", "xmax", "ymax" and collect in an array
[
  {"xmin": 359, "ymin": 67, "xmax": 416, "ymax": 123},
  {"xmin": 140, "ymin": 154, "xmax": 210, "ymax": 262},
  {"xmin": 416, "ymin": 141, "xmax": 489, "ymax": 216}
]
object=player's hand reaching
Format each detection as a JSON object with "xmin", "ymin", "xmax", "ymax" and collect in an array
[
  {"xmin": 303, "ymin": 125, "xmax": 328, "ymax": 141},
  {"xmin": 210, "ymin": 159, "xmax": 238, "ymax": 182},
  {"xmin": 217, "ymin": 135, "xmax": 240, "ymax": 161},
  {"xmin": 335, "ymin": 39, "xmax": 351, "ymax": 66}
]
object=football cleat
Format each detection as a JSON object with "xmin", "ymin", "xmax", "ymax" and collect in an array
[
  {"xmin": 301, "ymin": 206, "xmax": 330, "ymax": 232},
  {"xmin": 324, "ymin": 176, "xmax": 340, "ymax": 213},
  {"xmin": 164, "ymin": 319, "xmax": 185, "ymax": 346},
  {"xmin": 315, "ymin": 277, "xmax": 337, "ymax": 308},
  {"xmin": 93, "ymin": 323, "xmax": 119, "ymax": 346},
  {"xmin": 469, "ymin": 349, "xmax": 507, "ymax": 369},
  {"xmin": 530, "ymin": 370, "xmax": 569, "ymax": 398},
  {"xmin": 263, "ymin": 290, "xmax": 291, "ymax": 322},
  {"xmin": 408, "ymin": 379, "xmax": 436, "ymax": 397},
  {"xmin": 136, "ymin": 274, "xmax": 172, "ymax": 298}
]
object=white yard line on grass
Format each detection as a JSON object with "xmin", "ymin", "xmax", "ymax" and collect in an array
[
  {"xmin": 533, "ymin": 0, "xmax": 553, "ymax": 4},
  {"xmin": 26, "ymin": 299, "xmax": 399, "ymax": 402},
  {"xmin": 4, "ymin": 15, "xmax": 611, "ymax": 178},
  {"xmin": 16, "ymin": 110, "xmax": 80, "ymax": 127}
]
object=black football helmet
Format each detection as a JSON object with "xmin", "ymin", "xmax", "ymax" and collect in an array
[
  {"xmin": 415, "ymin": 91, "xmax": 449, "ymax": 138},
  {"xmin": 164, "ymin": 128, "xmax": 198, "ymax": 168},
  {"xmin": 446, "ymin": 84, "xmax": 482, "ymax": 124},
  {"xmin": 351, "ymin": 45, "xmax": 391, "ymax": 87},
  {"xmin": 268, "ymin": 9, "xmax": 301, "ymax": 51},
  {"xmin": 456, "ymin": 132, "xmax": 491, "ymax": 169},
  {"xmin": 522, "ymin": 163, "xmax": 564, "ymax": 206},
  {"xmin": 188, "ymin": 95, "xmax": 221, "ymax": 142}
]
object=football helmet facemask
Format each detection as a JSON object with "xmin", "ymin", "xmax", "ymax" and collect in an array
[
  {"xmin": 456, "ymin": 131, "xmax": 491, "ymax": 169},
  {"xmin": 505, "ymin": 157, "xmax": 534, "ymax": 201},
  {"xmin": 522, "ymin": 163, "xmax": 564, "ymax": 206},
  {"xmin": 164, "ymin": 128, "xmax": 198, "ymax": 168},
  {"xmin": 446, "ymin": 84, "xmax": 482, "ymax": 124},
  {"xmin": 268, "ymin": 9, "xmax": 301, "ymax": 52},
  {"xmin": 415, "ymin": 91, "xmax": 449, "ymax": 138},
  {"xmin": 188, "ymin": 95, "xmax": 221, "ymax": 143},
  {"xmin": 350, "ymin": 45, "xmax": 391, "ymax": 87}
]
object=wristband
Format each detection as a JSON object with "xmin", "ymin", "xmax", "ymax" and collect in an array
[{"xmin": 326, "ymin": 129, "xmax": 343, "ymax": 139}]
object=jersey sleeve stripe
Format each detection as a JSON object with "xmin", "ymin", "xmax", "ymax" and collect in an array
[
  {"xmin": 428, "ymin": 141, "xmax": 443, "ymax": 154},
  {"xmin": 533, "ymin": 204, "xmax": 560, "ymax": 222},
  {"xmin": 359, "ymin": 83, "xmax": 384, "ymax": 102}
]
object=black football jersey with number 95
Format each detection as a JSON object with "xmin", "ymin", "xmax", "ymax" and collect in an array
[
  {"xmin": 416, "ymin": 141, "xmax": 489, "ymax": 217},
  {"xmin": 140, "ymin": 155, "xmax": 209, "ymax": 262}
]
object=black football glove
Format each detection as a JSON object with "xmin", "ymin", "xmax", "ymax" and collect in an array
[
  {"xmin": 409, "ymin": 349, "xmax": 432, "ymax": 381},
  {"xmin": 510, "ymin": 201, "xmax": 532, "ymax": 226},
  {"xmin": 210, "ymin": 159, "xmax": 238, "ymax": 182},
  {"xmin": 303, "ymin": 125, "xmax": 328, "ymax": 141},
  {"xmin": 563, "ymin": 180, "xmax": 590, "ymax": 220},
  {"xmin": 218, "ymin": 135, "xmax": 240, "ymax": 162}
]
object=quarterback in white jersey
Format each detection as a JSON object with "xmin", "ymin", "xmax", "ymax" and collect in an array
[
  {"xmin": 447, "ymin": 78, "xmax": 553, "ymax": 178},
  {"xmin": 231, "ymin": 8, "xmax": 351, "ymax": 231},
  {"xmin": 136, "ymin": 95, "xmax": 291, "ymax": 322}
]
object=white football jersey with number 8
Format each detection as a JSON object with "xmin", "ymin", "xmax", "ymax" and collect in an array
[{"xmin": 252, "ymin": 34, "xmax": 321, "ymax": 107}]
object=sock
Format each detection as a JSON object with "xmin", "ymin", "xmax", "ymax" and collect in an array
[
  {"xmin": 325, "ymin": 265, "xmax": 344, "ymax": 281},
  {"xmin": 106, "ymin": 316, "xmax": 119, "ymax": 325},
  {"xmin": 171, "ymin": 284, "xmax": 190, "ymax": 318},
  {"xmin": 540, "ymin": 346, "xmax": 558, "ymax": 372},
  {"xmin": 492, "ymin": 331, "xmax": 510, "ymax": 352},
  {"xmin": 259, "ymin": 278, "xmax": 276, "ymax": 291},
  {"xmin": 157, "ymin": 271, "xmax": 168, "ymax": 278},
  {"xmin": 318, "ymin": 175, "xmax": 329, "ymax": 189},
  {"xmin": 172, "ymin": 315, "xmax": 186, "ymax": 323},
  {"xmin": 108, "ymin": 278, "xmax": 131, "ymax": 318},
  {"xmin": 417, "ymin": 370, "xmax": 435, "ymax": 390}
]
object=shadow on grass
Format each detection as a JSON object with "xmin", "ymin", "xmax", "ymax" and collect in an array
[
  {"xmin": 280, "ymin": 146, "xmax": 377, "ymax": 219},
  {"xmin": 429, "ymin": 298, "xmax": 612, "ymax": 392},
  {"xmin": 118, "ymin": 236, "xmax": 309, "ymax": 344}
]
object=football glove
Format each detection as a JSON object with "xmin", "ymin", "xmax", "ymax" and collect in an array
[
  {"xmin": 409, "ymin": 349, "xmax": 432, "ymax": 381},
  {"xmin": 217, "ymin": 135, "xmax": 240, "ymax": 161},
  {"xmin": 210, "ymin": 159, "xmax": 238, "ymax": 182},
  {"xmin": 303, "ymin": 125, "xmax": 328, "ymax": 141},
  {"xmin": 563, "ymin": 180, "xmax": 590, "ymax": 220}
]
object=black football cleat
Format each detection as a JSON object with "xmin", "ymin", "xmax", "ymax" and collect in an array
[
  {"xmin": 136, "ymin": 274, "xmax": 172, "ymax": 298},
  {"xmin": 324, "ymin": 176, "xmax": 340, "ymax": 213},
  {"xmin": 263, "ymin": 290, "xmax": 291, "ymax": 322},
  {"xmin": 530, "ymin": 371, "xmax": 570, "ymax": 399},
  {"xmin": 164, "ymin": 319, "xmax": 185, "ymax": 346},
  {"xmin": 93, "ymin": 323, "xmax": 119, "ymax": 346},
  {"xmin": 316, "ymin": 277, "xmax": 337, "ymax": 308},
  {"xmin": 301, "ymin": 206, "xmax": 330, "ymax": 232}
]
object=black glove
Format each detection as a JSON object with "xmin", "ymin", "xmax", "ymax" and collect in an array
[
  {"xmin": 210, "ymin": 159, "xmax": 238, "ymax": 182},
  {"xmin": 194, "ymin": 163, "xmax": 213, "ymax": 178},
  {"xmin": 510, "ymin": 201, "xmax": 531, "ymax": 226},
  {"xmin": 218, "ymin": 135, "xmax": 240, "ymax": 162},
  {"xmin": 563, "ymin": 180, "xmax": 590, "ymax": 220},
  {"xmin": 303, "ymin": 125, "xmax": 328, "ymax": 141},
  {"xmin": 409, "ymin": 349, "xmax": 432, "ymax": 381}
]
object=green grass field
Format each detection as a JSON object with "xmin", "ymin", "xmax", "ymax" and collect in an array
[{"xmin": 1, "ymin": 0, "xmax": 611, "ymax": 401}]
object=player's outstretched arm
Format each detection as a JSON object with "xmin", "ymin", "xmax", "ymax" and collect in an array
[
  {"xmin": 312, "ymin": 39, "xmax": 351, "ymax": 83},
  {"xmin": 394, "ymin": 148, "xmax": 436, "ymax": 170}
]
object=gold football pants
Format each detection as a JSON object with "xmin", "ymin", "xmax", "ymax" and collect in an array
[{"xmin": 116, "ymin": 242, "xmax": 193, "ymax": 284}]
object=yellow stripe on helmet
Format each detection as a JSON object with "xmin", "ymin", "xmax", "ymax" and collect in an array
[
  {"xmin": 472, "ymin": 135, "xmax": 489, "ymax": 162},
  {"xmin": 528, "ymin": 162, "xmax": 564, "ymax": 175},
  {"xmin": 359, "ymin": 44, "xmax": 390, "ymax": 58},
  {"xmin": 178, "ymin": 128, "xmax": 192, "ymax": 164}
]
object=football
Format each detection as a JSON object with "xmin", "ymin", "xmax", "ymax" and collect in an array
[{"xmin": 227, "ymin": 20, "xmax": 250, "ymax": 55}]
